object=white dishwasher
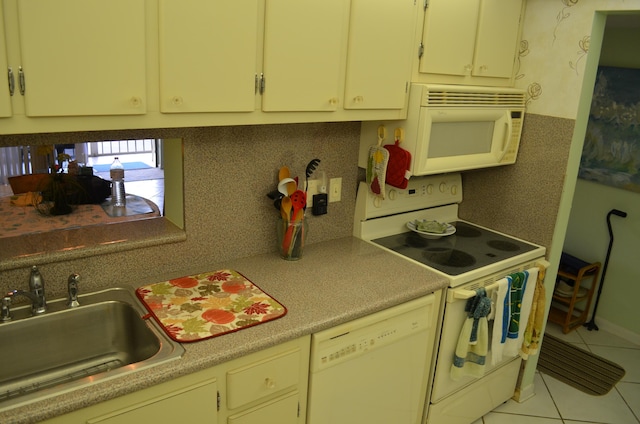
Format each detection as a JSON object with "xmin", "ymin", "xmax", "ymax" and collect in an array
[{"xmin": 307, "ymin": 293, "xmax": 440, "ymax": 424}]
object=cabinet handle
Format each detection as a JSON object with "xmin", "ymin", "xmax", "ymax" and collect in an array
[
  {"xmin": 353, "ymin": 95, "xmax": 364, "ymax": 104},
  {"xmin": 463, "ymin": 64, "xmax": 472, "ymax": 75},
  {"xmin": 264, "ymin": 378, "xmax": 276, "ymax": 389},
  {"xmin": 171, "ymin": 96, "xmax": 183, "ymax": 106},
  {"xmin": 129, "ymin": 96, "xmax": 142, "ymax": 108},
  {"xmin": 18, "ymin": 66, "xmax": 25, "ymax": 95},
  {"xmin": 479, "ymin": 65, "xmax": 488, "ymax": 72},
  {"xmin": 7, "ymin": 67, "xmax": 15, "ymax": 96},
  {"xmin": 259, "ymin": 73, "xmax": 265, "ymax": 95},
  {"xmin": 328, "ymin": 97, "xmax": 338, "ymax": 106}
]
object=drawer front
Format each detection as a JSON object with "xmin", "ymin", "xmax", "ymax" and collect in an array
[
  {"xmin": 227, "ymin": 391, "xmax": 299, "ymax": 424},
  {"xmin": 227, "ymin": 349, "xmax": 300, "ymax": 409}
]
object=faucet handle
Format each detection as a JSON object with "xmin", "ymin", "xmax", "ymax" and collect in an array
[
  {"xmin": 67, "ymin": 274, "xmax": 80, "ymax": 308},
  {"xmin": 1, "ymin": 295, "xmax": 12, "ymax": 322}
]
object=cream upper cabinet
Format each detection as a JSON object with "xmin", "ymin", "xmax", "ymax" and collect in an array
[
  {"xmin": 417, "ymin": 0, "xmax": 524, "ymax": 84},
  {"xmin": 0, "ymin": 7, "xmax": 12, "ymax": 118},
  {"xmin": 261, "ymin": 0, "xmax": 349, "ymax": 112},
  {"xmin": 16, "ymin": 0, "xmax": 147, "ymax": 117},
  {"xmin": 344, "ymin": 0, "xmax": 417, "ymax": 110},
  {"xmin": 472, "ymin": 0, "xmax": 524, "ymax": 78},
  {"xmin": 158, "ymin": 0, "xmax": 260, "ymax": 113}
]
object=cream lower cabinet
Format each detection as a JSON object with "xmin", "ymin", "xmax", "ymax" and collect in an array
[
  {"xmin": 87, "ymin": 379, "xmax": 218, "ymax": 424},
  {"xmin": 416, "ymin": 0, "xmax": 524, "ymax": 85},
  {"xmin": 41, "ymin": 337, "xmax": 309, "ymax": 424},
  {"xmin": 5, "ymin": 0, "xmax": 147, "ymax": 117}
]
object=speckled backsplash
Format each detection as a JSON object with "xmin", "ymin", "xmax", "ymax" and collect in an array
[
  {"xmin": 0, "ymin": 122, "xmax": 361, "ymax": 300},
  {"xmin": 459, "ymin": 113, "xmax": 575, "ymax": 252},
  {"xmin": 0, "ymin": 114, "xmax": 574, "ymax": 301}
]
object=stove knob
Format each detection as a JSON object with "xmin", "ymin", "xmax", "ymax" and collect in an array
[
  {"xmin": 451, "ymin": 184, "xmax": 458, "ymax": 195},
  {"xmin": 389, "ymin": 189, "xmax": 397, "ymax": 200},
  {"xmin": 439, "ymin": 182, "xmax": 447, "ymax": 193},
  {"xmin": 426, "ymin": 184, "xmax": 433, "ymax": 195}
]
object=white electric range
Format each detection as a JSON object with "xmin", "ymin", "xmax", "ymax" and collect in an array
[{"xmin": 353, "ymin": 172, "xmax": 547, "ymax": 424}]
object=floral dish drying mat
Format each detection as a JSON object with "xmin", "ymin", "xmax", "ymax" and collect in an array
[{"xmin": 135, "ymin": 269, "xmax": 287, "ymax": 343}]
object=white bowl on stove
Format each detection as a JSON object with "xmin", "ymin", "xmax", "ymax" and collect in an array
[{"xmin": 407, "ymin": 221, "xmax": 456, "ymax": 239}]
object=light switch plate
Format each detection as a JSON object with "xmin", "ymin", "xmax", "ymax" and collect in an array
[{"xmin": 329, "ymin": 178, "xmax": 342, "ymax": 203}]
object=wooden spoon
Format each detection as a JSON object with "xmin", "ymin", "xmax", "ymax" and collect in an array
[
  {"xmin": 278, "ymin": 166, "xmax": 290, "ymax": 182},
  {"xmin": 280, "ymin": 196, "xmax": 292, "ymax": 221},
  {"xmin": 283, "ymin": 191, "xmax": 305, "ymax": 254}
]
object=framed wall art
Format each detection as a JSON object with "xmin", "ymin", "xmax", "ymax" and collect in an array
[{"xmin": 579, "ymin": 66, "xmax": 640, "ymax": 193}]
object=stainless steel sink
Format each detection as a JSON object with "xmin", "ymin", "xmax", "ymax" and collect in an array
[{"xmin": 0, "ymin": 286, "xmax": 185, "ymax": 409}]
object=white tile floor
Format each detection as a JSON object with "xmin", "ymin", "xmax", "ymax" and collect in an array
[{"xmin": 473, "ymin": 322, "xmax": 640, "ymax": 424}]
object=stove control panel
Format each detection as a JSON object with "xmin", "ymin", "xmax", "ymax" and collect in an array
[{"xmin": 356, "ymin": 173, "xmax": 462, "ymax": 220}]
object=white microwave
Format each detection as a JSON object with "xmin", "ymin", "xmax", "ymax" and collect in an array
[{"xmin": 359, "ymin": 83, "xmax": 526, "ymax": 176}]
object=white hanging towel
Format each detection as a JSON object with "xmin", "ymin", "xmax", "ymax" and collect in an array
[{"xmin": 490, "ymin": 277, "xmax": 511, "ymax": 366}]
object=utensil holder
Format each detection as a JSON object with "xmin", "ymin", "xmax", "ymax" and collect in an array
[{"xmin": 277, "ymin": 218, "xmax": 307, "ymax": 261}]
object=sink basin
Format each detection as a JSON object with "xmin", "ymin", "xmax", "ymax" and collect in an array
[{"xmin": 0, "ymin": 286, "xmax": 185, "ymax": 409}]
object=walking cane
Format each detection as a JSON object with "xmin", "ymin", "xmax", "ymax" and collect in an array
[{"xmin": 584, "ymin": 209, "xmax": 627, "ymax": 331}]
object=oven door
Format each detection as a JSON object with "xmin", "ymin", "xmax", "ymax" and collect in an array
[{"xmin": 430, "ymin": 281, "xmax": 521, "ymax": 403}]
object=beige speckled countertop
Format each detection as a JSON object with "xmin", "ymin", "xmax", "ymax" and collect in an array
[{"xmin": 0, "ymin": 237, "xmax": 448, "ymax": 424}]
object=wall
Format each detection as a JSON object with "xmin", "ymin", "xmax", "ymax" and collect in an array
[
  {"xmin": 459, "ymin": 0, "xmax": 640, "ymax": 396},
  {"xmin": 0, "ymin": 122, "xmax": 361, "ymax": 300},
  {"xmin": 564, "ymin": 24, "xmax": 640, "ymax": 337}
]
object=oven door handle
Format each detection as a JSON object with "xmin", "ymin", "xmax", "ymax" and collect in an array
[{"xmin": 451, "ymin": 260, "xmax": 550, "ymax": 300}]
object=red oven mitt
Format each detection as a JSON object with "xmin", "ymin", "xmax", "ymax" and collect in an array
[{"xmin": 383, "ymin": 139, "xmax": 412, "ymax": 189}]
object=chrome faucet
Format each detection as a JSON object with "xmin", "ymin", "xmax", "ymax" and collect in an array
[
  {"xmin": 2, "ymin": 266, "xmax": 47, "ymax": 320},
  {"xmin": 1, "ymin": 295, "xmax": 12, "ymax": 322},
  {"xmin": 67, "ymin": 273, "xmax": 80, "ymax": 308}
]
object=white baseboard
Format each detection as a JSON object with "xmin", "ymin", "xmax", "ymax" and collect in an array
[
  {"xmin": 513, "ymin": 382, "xmax": 535, "ymax": 403},
  {"xmin": 592, "ymin": 317, "xmax": 640, "ymax": 346}
]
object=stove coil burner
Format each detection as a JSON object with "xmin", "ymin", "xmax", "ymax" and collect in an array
[
  {"xmin": 487, "ymin": 240, "xmax": 520, "ymax": 252},
  {"xmin": 405, "ymin": 232, "xmax": 429, "ymax": 248},
  {"xmin": 454, "ymin": 225, "xmax": 482, "ymax": 238},
  {"xmin": 423, "ymin": 248, "xmax": 476, "ymax": 268}
]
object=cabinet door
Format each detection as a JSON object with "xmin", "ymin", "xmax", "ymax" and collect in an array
[
  {"xmin": 344, "ymin": 0, "xmax": 416, "ymax": 110},
  {"xmin": 159, "ymin": 0, "xmax": 259, "ymax": 113},
  {"xmin": 87, "ymin": 379, "xmax": 218, "ymax": 424},
  {"xmin": 228, "ymin": 392, "xmax": 299, "ymax": 424},
  {"xmin": 419, "ymin": 0, "xmax": 479, "ymax": 76},
  {"xmin": 472, "ymin": 0, "xmax": 523, "ymax": 78},
  {"xmin": 0, "ymin": 7, "xmax": 11, "ymax": 118},
  {"xmin": 17, "ymin": 0, "xmax": 146, "ymax": 117},
  {"xmin": 261, "ymin": 0, "xmax": 348, "ymax": 112}
]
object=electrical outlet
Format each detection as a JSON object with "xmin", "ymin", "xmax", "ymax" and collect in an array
[
  {"xmin": 329, "ymin": 177, "xmax": 342, "ymax": 203},
  {"xmin": 312, "ymin": 193, "xmax": 328, "ymax": 215}
]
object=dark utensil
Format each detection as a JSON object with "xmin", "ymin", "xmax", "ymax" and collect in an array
[{"xmin": 304, "ymin": 158, "xmax": 321, "ymax": 192}]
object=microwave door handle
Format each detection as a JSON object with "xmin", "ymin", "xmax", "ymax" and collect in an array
[{"xmin": 496, "ymin": 121, "xmax": 511, "ymax": 162}]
